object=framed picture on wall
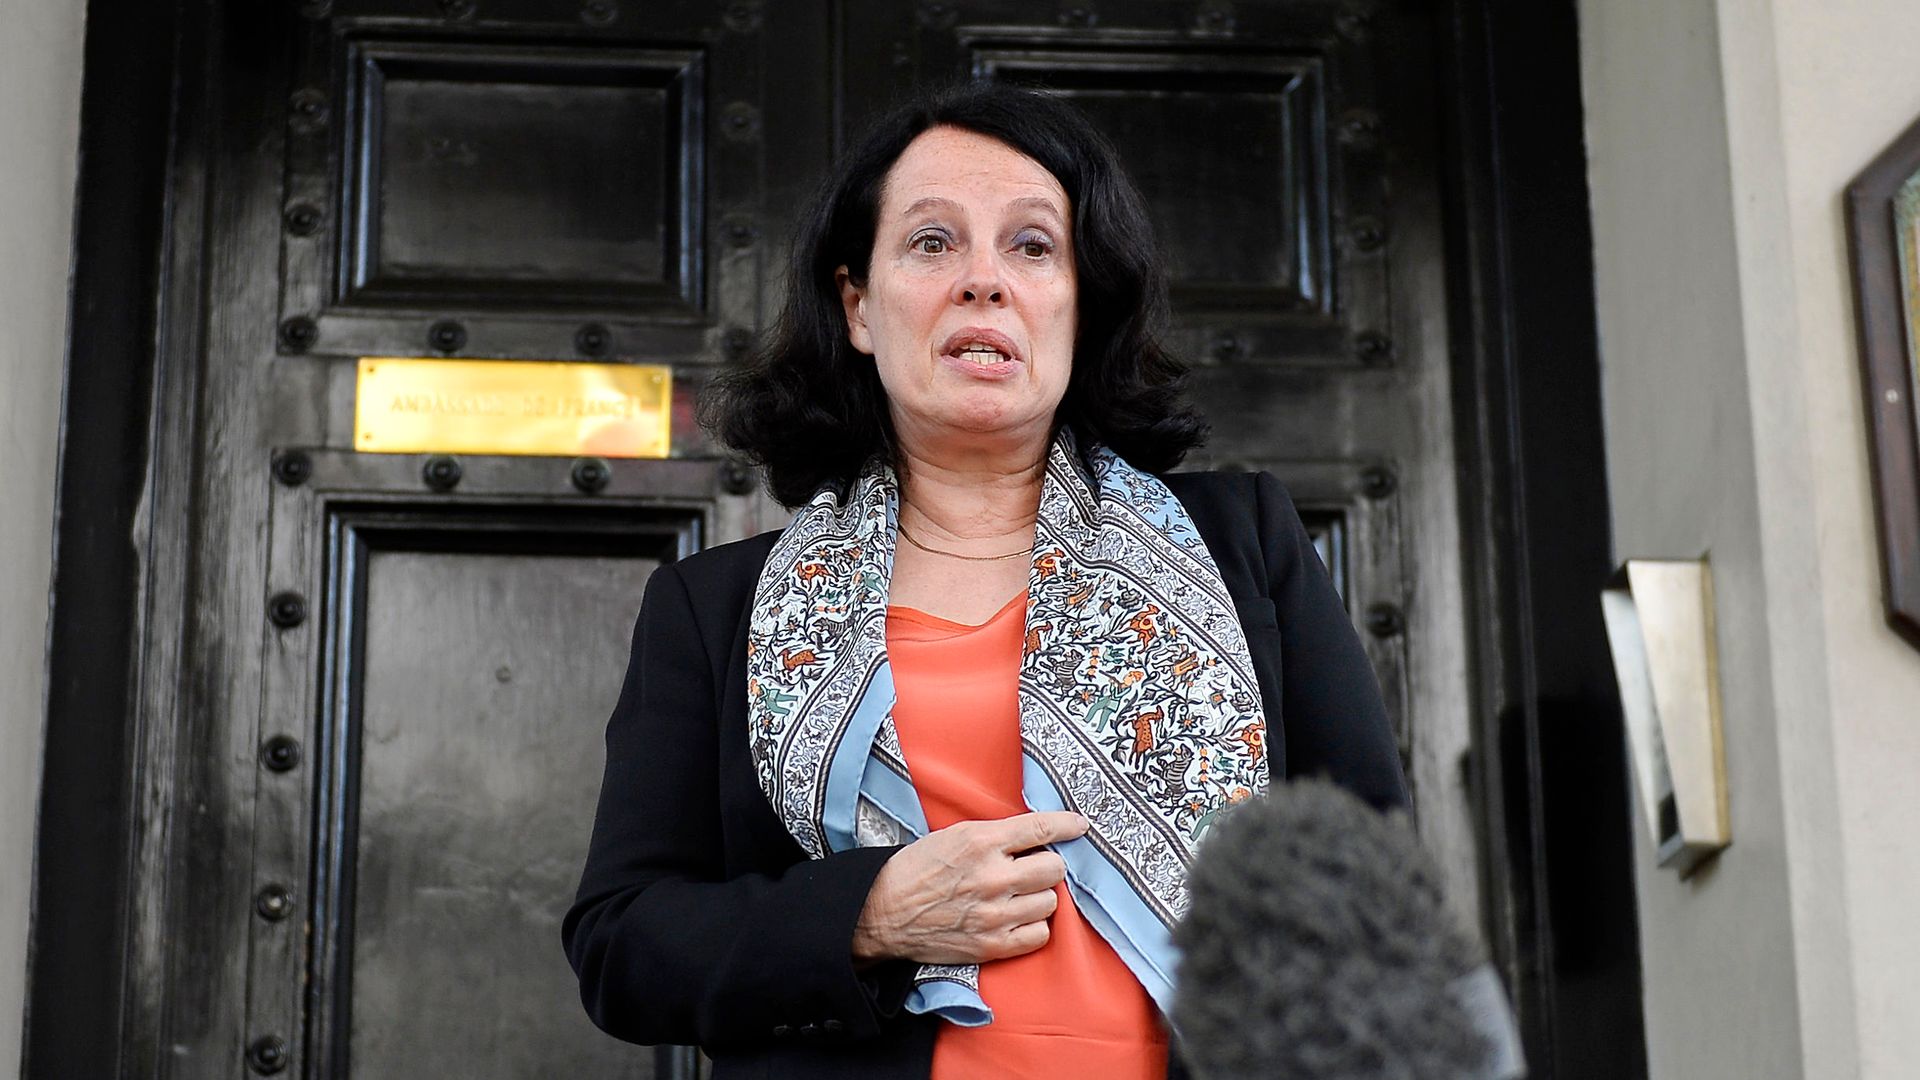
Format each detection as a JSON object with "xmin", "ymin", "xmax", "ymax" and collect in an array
[{"xmin": 1846, "ymin": 113, "xmax": 1920, "ymax": 651}]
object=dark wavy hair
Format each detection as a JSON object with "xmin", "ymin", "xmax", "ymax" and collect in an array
[{"xmin": 699, "ymin": 81, "xmax": 1206, "ymax": 508}]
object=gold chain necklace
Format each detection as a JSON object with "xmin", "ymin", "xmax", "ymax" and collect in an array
[{"xmin": 896, "ymin": 518, "xmax": 1029, "ymax": 562}]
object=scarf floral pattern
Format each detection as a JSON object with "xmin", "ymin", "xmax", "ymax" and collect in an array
[{"xmin": 746, "ymin": 432, "xmax": 1268, "ymax": 1020}]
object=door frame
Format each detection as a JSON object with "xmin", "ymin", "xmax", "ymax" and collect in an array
[
  {"xmin": 25, "ymin": 0, "xmax": 190, "ymax": 1075},
  {"xmin": 1440, "ymin": 2, "xmax": 1649, "ymax": 1075},
  {"xmin": 25, "ymin": 0, "xmax": 1645, "ymax": 1076}
]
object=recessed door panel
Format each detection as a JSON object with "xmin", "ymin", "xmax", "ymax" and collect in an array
[
  {"xmin": 243, "ymin": 455, "xmax": 730, "ymax": 1079},
  {"xmin": 342, "ymin": 42, "xmax": 705, "ymax": 311},
  {"xmin": 977, "ymin": 50, "xmax": 1332, "ymax": 317},
  {"xmin": 349, "ymin": 548, "xmax": 657, "ymax": 1076},
  {"xmin": 278, "ymin": 1, "xmax": 768, "ymax": 363}
]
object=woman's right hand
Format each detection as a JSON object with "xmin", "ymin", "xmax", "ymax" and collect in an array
[{"xmin": 851, "ymin": 811, "xmax": 1089, "ymax": 965}]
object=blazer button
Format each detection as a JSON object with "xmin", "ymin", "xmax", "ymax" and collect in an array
[
  {"xmin": 822, "ymin": 1019, "xmax": 846, "ymax": 1035},
  {"xmin": 771, "ymin": 1024, "xmax": 793, "ymax": 1038},
  {"xmin": 798, "ymin": 1022, "xmax": 821, "ymax": 1037}
]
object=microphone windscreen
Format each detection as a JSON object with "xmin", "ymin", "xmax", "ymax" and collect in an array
[{"xmin": 1172, "ymin": 778, "xmax": 1492, "ymax": 1079}]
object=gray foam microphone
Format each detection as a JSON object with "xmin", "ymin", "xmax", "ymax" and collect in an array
[{"xmin": 1172, "ymin": 778, "xmax": 1524, "ymax": 1079}]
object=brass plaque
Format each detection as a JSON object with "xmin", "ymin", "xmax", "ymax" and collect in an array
[{"xmin": 354, "ymin": 358, "xmax": 671, "ymax": 458}]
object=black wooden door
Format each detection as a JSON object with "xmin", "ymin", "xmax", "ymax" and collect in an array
[
  {"xmin": 120, "ymin": 1, "xmax": 1473, "ymax": 1076},
  {"xmin": 136, "ymin": 3, "xmax": 806, "ymax": 1076}
]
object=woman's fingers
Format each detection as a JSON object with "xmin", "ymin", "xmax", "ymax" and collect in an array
[
  {"xmin": 1001, "ymin": 884, "xmax": 1059, "ymax": 926},
  {"xmin": 994, "ymin": 919, "xmax": 1053, "ymax": 959},
  {"xmin": 991, "ymin": 810, "xmax": 1089, "ymax": 854},
  {"xmin": 856, "ymin": 812, "xmax": 1089, "ymax": 965},
  {"xmin": 1006, "ymin": 849, "xmax": 1068, "ymax": 894}
]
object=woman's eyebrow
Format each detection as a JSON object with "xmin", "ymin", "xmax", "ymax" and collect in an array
[
  {"xmin": 1006, "ymin": 195, "xmax": 1066, "ymax": 226},
  {"xmin": 897, "ymin": 194, "xmax": 1066, "ymax": 225},
  {"xmin": 900, "ymin": 196, "xmax": 961, "ymax": 219}
]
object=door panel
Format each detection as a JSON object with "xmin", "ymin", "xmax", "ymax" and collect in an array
[
  {"xmin": 339, "ymin": 41, "xmax": 706, "ymax": 312},
  {"xmin": 977, "ymin": 50, "xmax": 1341, "ymax": 327},
  {"xmin": 279, "ymin": 0, "xmax": 770, "ymax": 369},
  {"xmin": 247, "ymin": 453, "xmax": 727, "ymax": 1078},
  {"xmin": 837, "ymin": 0, "xmax": 1392, "ymax": 367},
  {"xmin": 347, "ymin": 548, "xmax": 657, "ymax": 1075}
]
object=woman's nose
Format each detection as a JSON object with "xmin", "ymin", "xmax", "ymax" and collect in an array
[{"xmin": 952, "ymin": 250, "xmax": 1006, "ymax": 305}]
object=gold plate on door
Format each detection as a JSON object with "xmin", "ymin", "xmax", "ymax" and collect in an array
[{"xmin": 354, "ymin": 357, "xmax": 671, "ymax": 458}]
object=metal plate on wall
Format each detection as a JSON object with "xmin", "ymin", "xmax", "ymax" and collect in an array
[{"xmin": 354, "ymin": 357, "xmax": 673, "ymax": 457}]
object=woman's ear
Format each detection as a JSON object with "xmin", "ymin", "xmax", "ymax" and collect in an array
[{"xmin": 835, "ymin": 266, "xmax": 874, "ymax": 355}]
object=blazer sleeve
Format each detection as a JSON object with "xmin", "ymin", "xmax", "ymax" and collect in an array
[
  {"xmin": 1256, "ymin": 470, "xmax": 1411, "ymax": 809},
  {"xmin": 562, "ymin": 561, "xmax": 914, "ymax": 1050}
]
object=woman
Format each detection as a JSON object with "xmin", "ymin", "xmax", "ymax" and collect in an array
[{"xmin": 564, "ymin": 83, "xmax": 1408, "ymax": 1079}]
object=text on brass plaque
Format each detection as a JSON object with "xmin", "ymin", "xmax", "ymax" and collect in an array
[{"xmin": 354, "ymin": 358, "xmax": 671, "ymax": 458}]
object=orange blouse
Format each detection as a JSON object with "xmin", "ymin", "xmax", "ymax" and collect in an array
[{"xmin": 886, "ymin": 590, "xmax": 1170, "ymax": 1080}]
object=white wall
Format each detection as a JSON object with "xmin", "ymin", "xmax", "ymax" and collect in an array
[
  {"xmin": 1767, "ymin": 2, "xmax": 1920, "ymax": 1072},
  {"xmin": 1579, "ymin": 1, "xmax": 1810, "ymax": 1073},
  {"xmin": 0, "ymin": 2, "xmax": 86, "ymax": 1075},
  {"xmin": 1580, "ymin": 0, "xmax": 1920, "ymax": 1076}
]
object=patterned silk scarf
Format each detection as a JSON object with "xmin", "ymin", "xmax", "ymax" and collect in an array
[{"xmin": 745, "ymin": 432, "xmax": 1269, "ymax": 1024}]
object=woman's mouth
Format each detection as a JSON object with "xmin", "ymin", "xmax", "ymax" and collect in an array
[
  {"xmin": 938, "ymin": 328, "xmax": 1023, "ymax": 379},
  {"xmin": 937, "ymin": 350, "xmax": 1020, "ymax": 380},
  {"xmin": 955, "ymin": 345, "xmax": 1011, "ymax": 365}
]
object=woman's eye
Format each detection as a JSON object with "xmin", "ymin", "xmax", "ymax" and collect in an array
[
  {"xmin": 1015, "ymin": 235, "xmax": 1053, "ymax": 258},
  {"xmin": 911, "ymin": 234, "xmax": 949, "ymax": 254}
]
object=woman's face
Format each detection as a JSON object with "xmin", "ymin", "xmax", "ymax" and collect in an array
[{"xmin": 838, "ymin": 126, "xmax": 1077, "ymax": 456}]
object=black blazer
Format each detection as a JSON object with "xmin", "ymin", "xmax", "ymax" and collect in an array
[{"xmin": 564, "ymin": 470, "xmax": 1409, "ymax": 1079}]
